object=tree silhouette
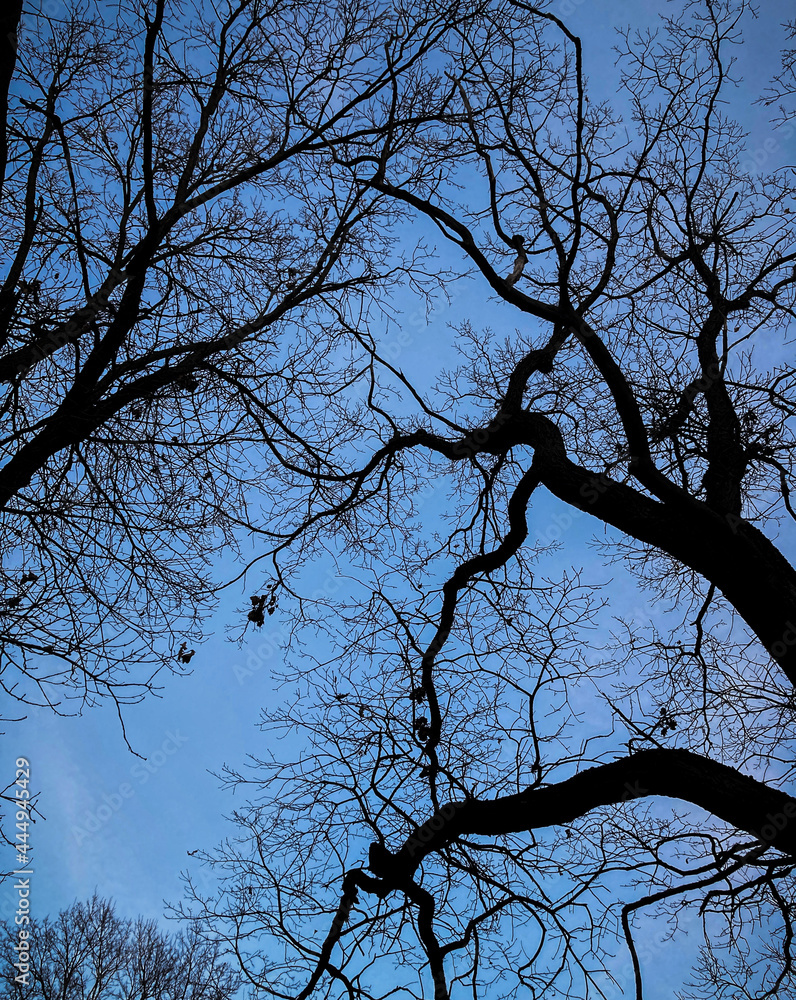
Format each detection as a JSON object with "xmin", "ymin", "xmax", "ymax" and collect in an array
[
  {"xmin": 169, "ymin": 3, "xmax": 796, "ymax": 998},
  {"xmin": 0, "ymin": 0, "xmax": 479, "ymax": 716},
  {"xmin": 0, "ymin": 894, "xmax": 239, "ymax": 999},
  {"xmin": 3, "ymin": 0, "xmax": 796, "ymax": 997}
]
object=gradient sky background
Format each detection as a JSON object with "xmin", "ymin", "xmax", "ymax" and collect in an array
[{"xmin": 2, "ymin": 1, "xmax": 794, "ymax": 997}]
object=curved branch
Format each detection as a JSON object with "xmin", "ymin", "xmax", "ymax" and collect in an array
[
  {"xmin": 418, "ymin": 463, "xmax": 542, "ymax": 794},
  {"xmin": 370, "ymin": 748, "xmax": 796, "ymax": 881}
]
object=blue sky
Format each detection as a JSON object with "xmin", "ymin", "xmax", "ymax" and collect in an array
[{"xmin": 2, "ymin": 0, "xmax": 795, "ymax": 997}]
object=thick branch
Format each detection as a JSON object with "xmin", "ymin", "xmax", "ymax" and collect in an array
[
  {"xmin": 369, "ymin": 749, "xmax": 796, "ymax": 880},
  {"xmin": 696, "ymin": 306, "xmax": 746, "ymax": 516},
  {"xmin": 385, "ymin": 409, "xmax": 796, "ymax": 685},
  {"xmin": 0, "ymin": 0, "xmax": 23, "ymax": 202}
]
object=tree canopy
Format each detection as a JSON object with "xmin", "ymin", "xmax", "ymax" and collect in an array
[
  {"xmin": 3, "ymin": 0, "xmax": 796, "ymax": 998},
  {"xmin": 0, "ymin": 894, "xmax": 240, "ymax": 999},
  {"xmin": 0, "ymin": 0, "xmax": 471, "ymax": 714}
]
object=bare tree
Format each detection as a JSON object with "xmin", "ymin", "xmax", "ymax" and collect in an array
[
  {"xmin": 0, "ymin": 0, "xmax": 480, "ymax": 717},
  {"xmin": 0, "ymin": 894, "xmax": 239, "ymax": 999},
  {"xmin": 171, "ymin": 2, "xmax": 796, "ymax": 998}
]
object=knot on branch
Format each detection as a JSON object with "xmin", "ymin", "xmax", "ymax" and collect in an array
[
  {"xmin": 505, "ymin": 246, "xmax": 528, "ymax": 287},
  {"xmin": 368, "ymin": 840, "xmax": 399, "ymax": 879}
]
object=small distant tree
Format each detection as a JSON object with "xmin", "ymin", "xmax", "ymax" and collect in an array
[{"xmin": 0, "ymin": 894, "xmax": 240, "ymax": 999}]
